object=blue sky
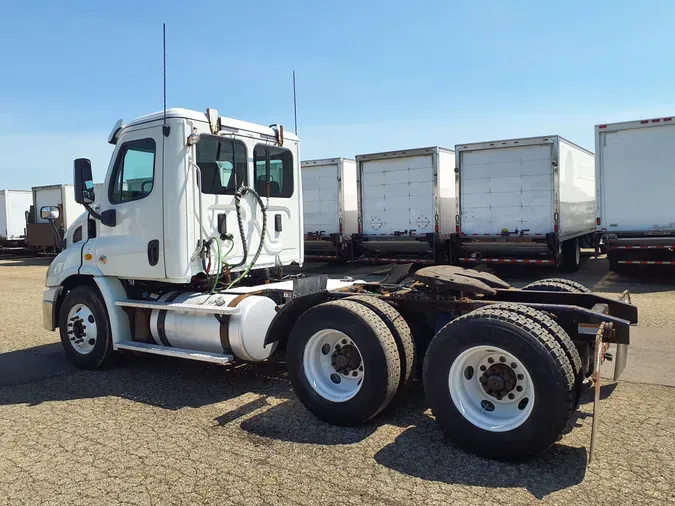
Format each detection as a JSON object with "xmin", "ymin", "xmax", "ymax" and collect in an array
[{"xmin": 1, "ymin": 0, "xmax": 674, "ymax": 188}]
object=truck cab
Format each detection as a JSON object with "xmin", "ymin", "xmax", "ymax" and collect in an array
[{"xmin": 45, "ymin": 108, "xmax": 302, "ymax": 290}]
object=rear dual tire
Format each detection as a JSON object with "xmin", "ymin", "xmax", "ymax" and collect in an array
[
  {"xmin": 287, "ymin": 300, "xmax": 404, "ymax": 426},
  {"xmin": 423, "ymin": 305, "xmax": 576, "ymax": 460}
]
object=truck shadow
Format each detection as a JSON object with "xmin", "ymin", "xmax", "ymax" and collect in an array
[
  {"xmin": 238, "ymin": 382, "xmax": 588, "ymax": 499},
  {"xmin": 0, "ymin": 343, "xmax": 296, "ymax": 410}
]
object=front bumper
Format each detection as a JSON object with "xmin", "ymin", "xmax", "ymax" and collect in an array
[{"xmin": 42, "ymin": 287, "xmax": 63, "ymax": 331}]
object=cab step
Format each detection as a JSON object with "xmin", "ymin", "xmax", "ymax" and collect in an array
[
  {"xmin": 115, "ymin": 299, "xmax": 239, "ymax": 315},
  {"xmin": 114, "ymin": 341, "xmax": 234, "ymax": 365}
]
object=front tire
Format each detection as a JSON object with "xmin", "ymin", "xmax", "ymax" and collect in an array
[
  {"xmin": 423, "ymin": 308, "xmax": 575, "ymax": 460},
  {"xmin": 287, "ymin": 300, "xmax": 401, "ymax": 426},
  {"xmin": 59, "ymin": 285, "xmax": 115, "ymax": 370}
]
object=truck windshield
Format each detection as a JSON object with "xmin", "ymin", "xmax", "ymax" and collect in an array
[{"xmin": 196, "ymin": 136, "xmax": 247, "ymax": 195}]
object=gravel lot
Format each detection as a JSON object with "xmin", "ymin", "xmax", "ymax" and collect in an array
[{"xmin": 1, "ymin": 256, "xmax": 674, "ymax": 505}]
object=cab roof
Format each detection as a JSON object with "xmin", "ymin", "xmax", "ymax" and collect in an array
[{"xmin": 123, "ymin": 108, "xmax": 298, "ymax": 142}]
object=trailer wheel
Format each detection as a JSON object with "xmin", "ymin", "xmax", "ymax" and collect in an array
[
  {"xmin": 522, "ymin": 278, "xmax": 591, "ymax": 293},
  {"xmin": 423, "ymin": 308, "xmax": 575, "ymax": 460},
  {"xmin": 345, "ymin": 295, "xmax": 415, "ymax": 395},
  {"xmin": 287, "ymin": 300, "xmax": 400, "ymax": 426},
  {"xmin": 59, "ymin": 285, "xmax": 115, "ymax": 370},
  {"xmin": 562, "ymin": 238, "xmax": 581, "ymax": 272},
  {"xmin": 472, "ymin": 304, "xmax": 583, "ymax": 406}
]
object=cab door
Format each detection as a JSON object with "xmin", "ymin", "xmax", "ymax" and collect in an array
[{"xmin": 94, "ymin": 125, "xmax": 165, "ymax": 279}]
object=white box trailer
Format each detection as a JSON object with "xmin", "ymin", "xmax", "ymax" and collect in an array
[
  {"xmin": 596, "ymin": 116, "xmax": 675, "ymax": 269},
  {"xmin": 301, "ymin": 158, "xmax": 358, "ymax": 260},
  {"xmin": 355, "ymin": 147, "xmax": 455, "ymax": 263},
  {"xmin": 0, "ymin": 190, "xmax": 32, "ymax": 243},
  {"xmin": 456, "ymin": 135, "xmax": 595, "ymax": 270}
]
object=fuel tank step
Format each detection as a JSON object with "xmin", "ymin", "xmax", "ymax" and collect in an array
[
  {"xmin": 114, "ymin": 341, "xmax": 234, "ymax": 365},
  {"xmin": 115, "ymin": 299, "xmax": 240, "ymax": 315}
]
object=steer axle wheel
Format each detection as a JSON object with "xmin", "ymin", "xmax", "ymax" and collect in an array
[
  {"xmin": 287, "ymin": 300, "xmax": 401, "ymax": 426},
  {"xmin": 59, "ymin": 286, "xmax": 115, "ymax": 370},
  {"xmin": 423, "ymin": 307, "xmax": 575, "ymax": 460}
]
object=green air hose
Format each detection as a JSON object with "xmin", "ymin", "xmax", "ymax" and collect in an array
[{"xmin": 226, "ymin": 186, "xmax": 268, "ymax": 289}]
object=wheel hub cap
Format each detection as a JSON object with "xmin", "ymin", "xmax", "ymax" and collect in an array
[{"xmin": 481, "ymin": 364, "xmax": 517, "ymax": 399}]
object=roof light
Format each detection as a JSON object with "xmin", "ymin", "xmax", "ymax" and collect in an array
[
  {"xmin": 652, "ymin": 119, "xmax": 661, "ymax": 123},
  {"xmin": 665, "ymin": 118, "xmax": 673, "ymax": 121},
  {"xmin": 599, "ymin": 125, "xmax": 607, "ymax": 129},
  {"xmin": 640, "ymin": 120, "xmax": 649, "ymax": 124}
]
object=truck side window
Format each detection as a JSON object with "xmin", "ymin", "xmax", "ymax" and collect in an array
[
  {"xmin": 72, "ymin": 226, "xmax": 82, "ymax": 244},
  {"xmin": 109, "ymin": 138, "xmax": 156, "ymax": 204},
  {"xmin": 253, "ymin": 145, "xmax": 293, "ymax": 198},
  {"xmin": 197, "ymin": 136, "xmax": 247, "ymax": 195}
]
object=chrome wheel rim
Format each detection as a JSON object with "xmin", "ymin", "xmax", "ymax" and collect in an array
[{"xmin": 67, "ymin": 303, "xmax": 98, "ymax": 355}]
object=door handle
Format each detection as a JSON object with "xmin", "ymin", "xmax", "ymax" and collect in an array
[{"xmin": 147, "ymin": 239, "xmax": 160, "ymax": 266}]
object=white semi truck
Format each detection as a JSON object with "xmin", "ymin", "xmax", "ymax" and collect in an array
[
  {"xmin": 595, "ymin": 116, "xmax": 675, "ymax": 270},
  {"xmin": 301, "ymin": 158, "xmax": 358, "ymax": 261},
  {"xmin": 455, "ymin": 136, "xmax": 596, "ymax": 271},
  {"xmin": 42, "ymin": 108, "xmax": 636, "ymax": 460},
  {"xmin": 354, "ymin": 147, "xmax": 456, "ymax": 264}
]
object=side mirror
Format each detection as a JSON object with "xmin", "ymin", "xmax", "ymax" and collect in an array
[
  {"xmin": 40, "ymin": 206, "xmax": 60, "ymax": 220},
  {"xmin": 74, "ymin": 158, "xmax": 95, "ymax": 205}
]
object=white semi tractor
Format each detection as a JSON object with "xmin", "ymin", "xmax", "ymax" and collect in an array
[
  {"xmin": 595, "ymin": 116, "xmax": 675, "ymax": 270},
  {"xmin": 301, "ymin": 158, "xmax": 359, "ymax": 261},
  {"xmin": 43, "ymin": 108, "xmax": 636, "ymax": 460},
  {"xmin": 455, "ymin": 136, "xmax": 596, "ymax": 271}
]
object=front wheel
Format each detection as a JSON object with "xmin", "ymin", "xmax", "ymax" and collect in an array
[
  {"xmin": 423, "ymin": 308, "xmax": 575, "ymax": 460},
  {"xmin": 59, "ymin": 285, "xmax": 115, "ymax": 370}
]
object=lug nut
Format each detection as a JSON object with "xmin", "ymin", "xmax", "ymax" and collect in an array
[
  {"xmin": 517, "ymin": 373, "xmax": 524, "ymax": 380},
  {"xmin": 488, "ymin": 357, "xmax": 494, "ymax": 364},
  {"xmin": 508, "ymin": 393, "xmax": 515, "ymax": 400},
  {"xmin": 341, "ymin": 339, "xmax": 347, "ymax": 345},
  {"xmin": 511, "ymin": 362, "xmax": 517, "ymax": 369},
  {"xmin": 480, "ymin": 365, "xmax": 486, "ymax": 371},
  {"xmin": 499, "ymin": 356, "xmax": 506, "ymax": 363},
  {"xmin": 516, "ymin": 386, "xmax": 523, "ymax": 392}
]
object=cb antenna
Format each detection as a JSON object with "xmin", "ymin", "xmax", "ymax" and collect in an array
[
  {"xmin": 162, "ymin": 23, "xmax": 170, "ymax": 137},
  {"xmin": 292, "ymin": 70, "xmax": 298, "ymax": 135}
]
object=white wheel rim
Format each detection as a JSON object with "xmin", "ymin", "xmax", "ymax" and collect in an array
[
  {"xmin": 303, "ymin": 329, "xmax": 364, "ymax": 402},
  {"xmin": 66, "ymin": 303, "xmax": 98, "ymax": 355},
  {"xmin": 449, "ymin": 345, "xmax": 535, "ymax": 432}
]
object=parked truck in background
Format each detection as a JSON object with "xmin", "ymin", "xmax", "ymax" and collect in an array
[
  {"xmin": 455, "ymin": 136, "xmax": 596, "ymax": 271},
  {"xmin": 27, "ymin": 184, "xmax": 82, "ymax": 252},
  {"xmin": 354, "ymin": 147, "xmax": 455, "ymax": 264},
  {"xmin": 596, "ymin": 116, "xmax": 675, "ymax": 270},
  {"xmin": 301, "ymin": 158, "xmax": 358, "ymax": 261},
  {"xmin": 0, "ymin": 190, "xmax": 33, "ymax": 246}
]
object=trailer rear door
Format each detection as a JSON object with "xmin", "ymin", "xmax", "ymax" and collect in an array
[
  {"xmin": 302, "ymin": 162, "xmax": 340, "ymax": 235},
  {"xmin": 360, "ymin": 155, "xmax": 434, "ymax": 235},
  {"xmin": 460, "ymin": 144, "xmax": 554, "ymax": 236},
  {"xmin": 599, "ymin": 123, "xmax": 675, "ymax": 232}
]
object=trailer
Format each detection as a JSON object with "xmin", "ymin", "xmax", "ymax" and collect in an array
[
  {"xmin": 455, "ymin": 136, "xmax": 595, "ymax": 271},
  {"xmin": 27, "ymin": 184, "xmax": 83, "ymax": 252},
  {"xmin": 0, "ymin": 190, "xmax": 32, "ymax": 246},
  {"xmin": 301, "ymin": 158, "xmax": 358, "ymax": 261},
  {"xmin": 596, "ymin": 116, "xmax": 675, "ymax": 270},
  {"xmin": 42, "ymin": 107, "xmax": 636, "ymax": 461},
  {"xmin": 354, "ymin": 147, "xmax": 455, "ymax": 264}
]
